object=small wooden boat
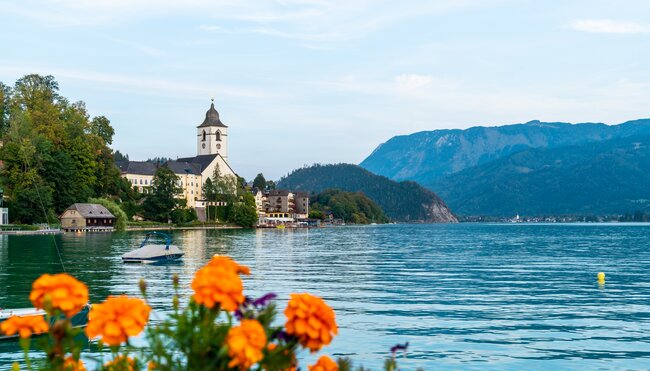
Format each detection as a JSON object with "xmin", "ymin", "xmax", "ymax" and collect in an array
[
  {"xmin": 122, "ymin": 231, "xmax": 183, "ymax": 263},
  {"xmin": 0, "ymin": 304, "xmax": 91, "ymax": 341}
]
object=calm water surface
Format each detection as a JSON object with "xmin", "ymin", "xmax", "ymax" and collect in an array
[{"xmin": 1, "ymin": 224, "xmax": 650, "ymax": 370}]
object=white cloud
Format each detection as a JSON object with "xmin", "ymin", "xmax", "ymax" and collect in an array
[
  {"xmin": 1, "ymin": 0, "xmax": 496, "ymax": 44},
  {"xmin": 0, "ymin": 65, "xmax": 273, "ymax": 100},
  {"xmin": 569, "ymin": 19, "xmax": 650, "ymax": 34},
  {"xmin": 395, "ymin": 74, "xmax": 433, "ymax": 91},
  {"xmin": 105, "ymin": 37, "xmax": 165, "ymax": 56}
]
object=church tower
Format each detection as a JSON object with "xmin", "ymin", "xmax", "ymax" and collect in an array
[{"xmin": 196, "ymin": 99, "xmax": 228, "ymax": 160}]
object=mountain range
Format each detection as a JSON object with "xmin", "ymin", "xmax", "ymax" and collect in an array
[
  {"xmin": 277, "ymin": 164, "xmax": 457, "ymax": 222},
  {"xmin": 360, "ymin": 119, "xmax": 650, "ymax": 216}
]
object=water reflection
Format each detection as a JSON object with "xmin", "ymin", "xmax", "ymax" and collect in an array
[{"xmin": 1, "ymin": 224, "xmax": 650, "ymax": 369}]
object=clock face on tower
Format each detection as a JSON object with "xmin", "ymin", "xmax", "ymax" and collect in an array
[
  {"xmin": 216, "ymin": 144, "xmax": 221, "ymax": 150},
  {"xmin": 202, "ymin": 143, "xmax": 206, "ymax": 149}
]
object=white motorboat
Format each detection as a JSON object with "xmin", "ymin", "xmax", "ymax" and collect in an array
[{"xmin": 122, "ymin": 231, "xmax": 183, "ymax": 263}]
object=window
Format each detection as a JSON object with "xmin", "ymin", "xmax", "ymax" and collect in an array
[
  {"xmin": 216, "ymin": 131, "xmax": 221, "ymax": 141},
  {"xmin": 145, "ymin": 179, "xmax": 148, "ymax": 185},
  {"xmin": 202, "ymin": 130, "xmax": 206, "ymax": 141},
  {"xmin": 139, "ymin": 179, "xmax": 143, "ymax": 184}
]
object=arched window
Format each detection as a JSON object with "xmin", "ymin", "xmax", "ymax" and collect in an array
[
  {"xmin": 216, "ymin": 131, "xmax": 221, "ymax": 141},
  {"xmin": 202, "ymin": 130, "xmax": 206, "ymax": 141}
]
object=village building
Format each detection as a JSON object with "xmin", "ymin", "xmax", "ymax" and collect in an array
[
  {"xmin": 118, "ymin": 100, "xmax": 238, "ymax": 219},
  {"xmin": 255, "ymin": 189, "xmax": 310, "ymax": 226},
  {"xmin": 116, "ymin": 161, "xmax": 156, "ymax": 193},
  {"xmin": 59, "ymin": 203, "xmax": 116, "ymax": 232}
]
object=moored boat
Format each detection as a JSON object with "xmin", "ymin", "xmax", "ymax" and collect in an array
[
  {"xmin": 122, "ymin": 231, "xmax": 183, "ymax": 263},
  {"xmin": 0, "ymin": 304, "xmax": 91, "ymax": 341}
]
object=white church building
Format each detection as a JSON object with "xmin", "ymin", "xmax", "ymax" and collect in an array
[{"xmin": 118, "ymin": 100, "xmax": 237, "ymax": 213}]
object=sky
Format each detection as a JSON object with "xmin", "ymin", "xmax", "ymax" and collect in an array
[{"xmin": 1, "ymin": 0, "xmax": 649, "ymax": 180}]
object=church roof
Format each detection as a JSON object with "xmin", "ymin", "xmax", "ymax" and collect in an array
[
  {"xmin": 176, "ymin": 154, "xmax": 238, "ymax": 178},
  {"xmin": 197, "ymin": 101, "xmax": 228, "ymax": 128},
  {"xmin": 117, "ymin": 161, "xmax": 157, "ymax": 176},
  {"xmin": 176, "ymin": 154, "xmax": 218, "ymax": 172},
  {"xmin": 165, "ymin": 160, "xmax": 202, "ymax": 176}
]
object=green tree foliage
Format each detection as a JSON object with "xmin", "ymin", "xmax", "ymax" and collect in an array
[
  {"xmin": 206, "ymin": 165, "xmax": 257, "ymax": 226},
  {"xmin": 0, "ymin": 82, "xmax": 10, "ymax": 135},
  {"xmin": 309, "ymin": 209, "xmax": 325, "ymax": 220},
  {"xmin": 277, "ymin": 164, "xmax": 455, "ymax": 222},
  {"xmin": 89, "ymin": 116, "xmax": 115, "ymax": 145},
  {"xmin": 0, "ymin": 74, "xmax": 125, "ymax": 223},
  {"xmin": 432, "ymin": 134, "xmax": 650, "ymax": 216},
  {"xmin": 201, "ymin": 177, "xmax": 217, "ymax": 221},
  {"xmin": 265, "ymin": 180, "xmax": 276, "ymax": 190},
  {"xmin": 88, "ymin": 197, "xmax": 127, "ymax": 231},
  {"xmin": 229, "ymin": 202, "xmax": 258, "ymax": 227},
  {"xmin": 142, "ymin": 167, "xmax": 184, "ymax": 222},
  {"xmin": 113, "ymin": 150, "xmax": 129, "ymax": 162},
  {"xmin": 311, "ymin": 189, "xmax": 388, "ymax": 224},
  {"xmin": 252, "ymin": 173, "xmax": 266, "ymax": 190},
  {"xmin": 146, "ymin": 156, "xmax": 172, "ymax": 165},
  {"xmin": 212, "ymin": 165, "xmax": 238, "ymax": 197}
]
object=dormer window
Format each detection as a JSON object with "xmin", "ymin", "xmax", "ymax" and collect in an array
[{"xmin": 202, "ymin": 130, "xmax": 206, "ymax": 142}]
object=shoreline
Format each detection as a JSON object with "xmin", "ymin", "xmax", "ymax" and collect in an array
[
  {"xmin": 125, "ymin": 225, "xmax": 243, "ymax": 231},
  {"xmin": 0, "ymin": 225, "xmax": 243, "ymax": 235}
]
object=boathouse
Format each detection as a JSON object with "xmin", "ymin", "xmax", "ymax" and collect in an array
[{"xmin": 59, "ymin": 203, "xmax": 116, "ymax": 232}]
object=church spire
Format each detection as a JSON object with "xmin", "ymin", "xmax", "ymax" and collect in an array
[{"xmin": 197, "ymin": 99, "xmax": 227, "ymax": 128}]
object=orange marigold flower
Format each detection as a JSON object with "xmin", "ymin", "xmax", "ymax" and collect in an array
[
  {"xmin": 63, "ymin": 356, "xmax": 86, "ymax": 371},
  {"xmin": 208, "ymin": 255, "xmax": 251, "ymax": 275},
  {"xmin": 191, "ymin": 264, "xmax": 245, "ymax": 311},
  {"xmin": 30, "ymin": 273, "xmax": 88, "ymax": 317},
  {"xmin": 103, "ymin": 356, "xmax": 135, "ymax": 371},
  {"xmin": 0, "ymin": 315, "xmax": 49, "ymax": 338},
  {"xmin": 285, "ymin": 293, "xmax": 338, "ymax": 352},
  {"xmin": 308, "ymin": 356, "xmax": 338, "ymax": 371},
  {"xmin": 85, "ymin": 295, "xmax": 150, "ymax": 346},
  {"xmin": 226, "ymin": 319, "xmax": 267, "ymax": 370}
]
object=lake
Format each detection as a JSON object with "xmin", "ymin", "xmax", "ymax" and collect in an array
[{"xmin": 1, "ymin": 223, "xmax": 650, "ymax": 370}]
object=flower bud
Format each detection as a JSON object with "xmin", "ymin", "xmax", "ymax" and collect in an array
[
  {"xmin": 139, "ymin": 279, "xmax": 147, "ymax": 295},
  {"xmin": 172, "ymin": 274, "xmax": 179, "ymax": 289}
]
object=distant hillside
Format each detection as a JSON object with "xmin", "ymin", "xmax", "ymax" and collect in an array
[
  {"xmin": 277, "ymin": 164, "xmax": 457, "ymax": 222},
  {"xmin": 360, "ymin": 119, "xmax": 650, "ymax": 184},
  {"xmin": 311, "ymin": 189, "xmax": 389, "ymax": 224},
  {"xmin": 431, "ymin": 134, "xmax": 650, "ymax": 216}
]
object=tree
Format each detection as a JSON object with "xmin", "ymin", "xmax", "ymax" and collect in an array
[
  {"xmin": 113, "ymin": 150, "xmax": 129, "ymax": 162},
  {"xmin": 202, "ymin": 177, "xmax": 217, "ymax": 221},
  {"xmin": 89, "ymin": 116, "xmax": 115, "ymax": 145},
  {"xmin": 229, "ymin": 202, "xmax": 258, "ymax": 228},
  {"xmin": 142, "ymin": 167, "xmax": 183, "ymax": 222},
  {"xmin": 265, "ymin": 180, "xmax": 276, "ymax": 190},
  {"xmin": 0, "ymin": 74, "xmax": 125, "ymax": 224},
  {"xmin": 252, "ymin": 173, "xmax": 266, "ymax": 190},
  {"xmin": 212, "ymin": 165, "xmax": 238, "ymax": 196},
  {"xmin": 89, "ymin": 197, "xmax": 127, "ymax": 231},
  {"xmin": 0, "ymin": 82, "xmax": 10, "ymax": 136}
]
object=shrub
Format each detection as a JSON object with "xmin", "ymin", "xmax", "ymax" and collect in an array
[{"xmin": 88, "ymin": 197, "xmax": 127, "ymax": 231}]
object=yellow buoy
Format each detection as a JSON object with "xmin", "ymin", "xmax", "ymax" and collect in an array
[{"xmin": 597, "ymin": 272, "xmax": 606, "ymax": 284}]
